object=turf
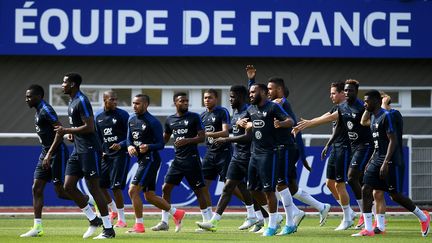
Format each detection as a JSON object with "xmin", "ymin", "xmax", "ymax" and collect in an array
[{"xmin": 0, "ymin": 214, "xmax": 428, "ymax": 243}]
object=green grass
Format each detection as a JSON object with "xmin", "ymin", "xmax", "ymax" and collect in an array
[{"xmin": 0, "ymin": 214, "xmax": 428, "ymax": 243}]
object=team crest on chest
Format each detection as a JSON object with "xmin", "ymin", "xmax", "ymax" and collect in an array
[
  {"xmin": 112, "ymin": 118, "xmax": 117, "ymax": 124},
  {"xmin": 255, "ymin": 131, "xmax": 262, "ymax": 139},
  {"xmin": 142, "ymin": 124, "xmax": 146, "ymax": 130},
  {"xmin": 211, "ymin": 117, "xmax": 216, "ymax": 122},
  {"xmin": 374, "ymin": 123, "xmax": 379, "ymax": 129},
  {"xmin": 347, "ymin": 121, "xmax": 354, "ymax": 130},
  {"xmin": 351, "ymin": 113, "xmax": 356, "ymax": 118},
  {"xmin": 184, "ymin": 120, "xmax": 189, "ymax": 126},
  {"xmin": 262, "ymin": 111, "xmax": 267, "ymax": 117}
]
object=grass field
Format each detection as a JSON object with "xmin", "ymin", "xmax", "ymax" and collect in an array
[{"xmin": 0, "ymin": 214, "xmax": 428, "ymax": 243}]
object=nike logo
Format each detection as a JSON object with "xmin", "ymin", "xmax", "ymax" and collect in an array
[{"xmin": 89, "ymin": 171, "xmax": 96, "ymax": 176}]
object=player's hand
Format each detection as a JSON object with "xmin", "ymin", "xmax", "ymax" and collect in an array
[
  {"xmin": 273, "ymin": 98, "xmax": 283, "ymax": 104},
  {"xmin": 42, "ymin": 153, "xmax": 52, "ymax": 170},
  {"xmin": 245, "ymin": 65, "xmax": 256, "ymax": 80},
  {"xmin": 128, "ymin": 146, "xmax": 138, "ymax": 157},
  {"xmin": 109, "ymin": 143, "xmax": 121, "ymax": 151},
  {"xmin": 237, "ymin": 118, "xmax": 249, "ymax": 128},
  {"xmin": 67, "ymin": 134, "xmax": 74, "ymax": 142},
  {"xmin": 291, "ymin": 127, "xmax": 300, "ymax": 137},
  {"xmin": 274, "ymin": 118, "xmax": 282, "ymax": 128},
  {"xmin": 54, "ymin": 125, "xmax": 66, "ymax": 136},
  {"xmin": 139, "ymin": 144, "xmax": 149, "ymax": 154},
  {"xmin": 301, "ymin": 158, "xmax": 312, "ymax": 172},
  {"xmin": 293, "ymin": 118, "xmax": 310, "ymax": 131},
  {"xmin": 174, "ymin": 138, "xmax": 189, "ymax": 147},
  {"xmin": 379, "ymin": 162, "xmax": 389, "ymax": 179},
  {"xmin": 321, "ymin": 146, "xmax": 328, "ymax": 161},
  {"xmin": 214, "ymin": 137, "xmax": 227, "ymax": 146}
]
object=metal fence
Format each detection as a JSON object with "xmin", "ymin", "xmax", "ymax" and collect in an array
[{"xmin": 1, "ymin": 133, "xmax": 432, "ymax": 203}]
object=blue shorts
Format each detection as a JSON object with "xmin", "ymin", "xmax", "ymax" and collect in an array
[
  {"xmin": 247, "ymin": 151, "xmax": 277, "ymax": 192},
  {"xmin": 202, "ymin": 148, "xmax": 232, "ymax": 181},
  {"xmin": 100, "ymin": 153, "xmax": 130, "ymax": 190},
  {"xmin": 131, "ymin": 152, "xmax": 161, "ymax": 192},
  {"xmin": 34, "ymin": 143, "xmax": 69, "ymax": 184},
  {"xmin": 350, "ymin": 143, "xmax": 373, "ymax": 172},
  {"xmin": 327, "ymin": 143, "xmax": 351, "ymax": 182},
  {"xmin": 165, "ymin": 153, "xmax": 205, "ymax": 190},
  {"xmin": 226, "ymin": 154, "xmax": 250, "ymax": 181},
  {"xmin": 65, "ymin": 149, "xmax": 102, "ymax": 179}
]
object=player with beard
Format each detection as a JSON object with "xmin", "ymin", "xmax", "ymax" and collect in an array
[
  {"xmin": 126, "ymin": 94, "xmax": 185, "ymax": 234},
  {"xmin": 237, "ymin": 83, "xmax": 294, "ymax": 236}
]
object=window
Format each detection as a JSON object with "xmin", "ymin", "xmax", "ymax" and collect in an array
[
  {"xmin": 49, "ymin": 85, "xmax": 231, "ymax": 116},
  {"xmin": 141, "ymin": 89, "xmax": 162, "ymax": 107},
  {"xmin": 412, "ymin": 90, "xmax": 431, "ymax": 108},
  {"xmin": 361, "ymin": 86, "xmax": 432, "ymax": 117}
]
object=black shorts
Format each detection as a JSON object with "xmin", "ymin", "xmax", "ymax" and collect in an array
[
  {"xmin": 349, "ymin": 143, "xmax": 373, "ymax": 172},
  {"xmin": 202, "ymin": 148, "xmax": 232, "ymax": 181},
  {"xmin": 131, "ymin": 153, "xmax": 161, "ymax": 192},
  {"xmin": 65, "ymin": 149, "xmax": 102, "ymax": 179},
  {"xmin": 100, "ymin": 153, "xmax": 130, "ymax": 190},
  {"xmin": 363, "ymin": 154, "xmax": 405, "ymax": 194},
  {"xmin": 326, "ymin": 143, "xmax": 351, "ymax": 182},
  {"xmin": 247, "ymin": 151, "xmax": 277, "ymax": 192},
  {"xmin": 276, "ymin": 145, "xmax": 299, "ymax": 185},
  {"xmin": 226, "ymin": 154, "xmax": 250, "ymax": 181},
  {"xmin": 164, "ymin": 154, "xmax": 205, "ymax": 190},
  {"xmin": 34, "ymin": 143, "xmax": 69, "ymax": 184}
]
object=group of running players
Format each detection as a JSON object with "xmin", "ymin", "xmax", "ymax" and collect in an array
[{"xmin": 22, "ymin": 65, "xmax": 430, "ymax": 239}]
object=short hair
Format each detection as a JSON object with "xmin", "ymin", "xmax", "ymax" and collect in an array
[
  {"xmin": 28, "ymin": 84, "xmax": 44, "ymax": 98},
  {"xmin": 135, "ymin": 94, "xmax": 150, "ymax": 104},
  {"xmin": 230, "ymin": 85, "xmax": 248, "ymax": 100},
  {"xmin": 204, "ymin": 88, "xmax": 218, "ymax": 98},
  {"xmin": 173, "ymin": 92, "xmax": 187, "ymax": 102},
  {"xmin": 331, "ymin": 81, "xmax": 345, "ymax": 93},
  {"xmin": 364, "ymin": 89, "xmax": 382, "ymax": 101},
  {"xmin": 345, "ymin": 79, "xmax": 359, "ymax": 90},
  {"xmin": 268, "ymin": 77, "xmax": 285, "ymax": 88},
  {"xmin": 252, "ymin": 83, "xmax": 268, "ymax": 95},
  {"xmin": 64, "ymin": 72, "xmax": 82, "ymax": 86},
  {"xmin": 268, "ymin": 77, "xmax": 289, "ymax": 97}
]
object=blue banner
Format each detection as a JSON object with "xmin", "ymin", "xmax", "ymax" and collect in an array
[
  {"xmin": 0, "ymin": 145, "xmax": 409, "ymax": 207},
  {"xmin": 0, "ymin": 0, "xmax": 431, "ymax": 58}
]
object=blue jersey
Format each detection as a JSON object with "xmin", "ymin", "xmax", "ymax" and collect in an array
[
  {"xmin": 165, "ymin": 112, "xmax": 204, "ymax": 160},
  {"xmin": 330, "ymin": 105, "xmax": 350, "ymax": 145},
  {"xmin": 246, "ymin": 101, "xmax": 289, "ymax": 154},
  {"xmin": 275, "ymin": 98, "xmax": 295, "ymax": 146},
  {"xmin": 278, "ymin": 97, "xmax": 307, "ymax": 161},
  {"xmin": 34, "ymin": 100, "xmax": 63, "ymax": 151},
  {"xmin": 231, "ymin": 104, "xmax": 251, "ymax": 158},
  {"xmin": 68, "ymin": 91, "xmax": 101, "ymax": 153},
  {"xmin": 200, "ymin": 106, "xmax": 231, "ymax": 152},
  {"xmin": 127, "ymin": 111, "xmax": 164, "ymax": 160},
  {"xmin": 370, "ymin": 108, "xmax": 397, "ymax": 159},
  {"xmin": 95, "ymin": 108, "xmax": 129, "ymax": 157},
  {"xmin": 338, "ymin": 99, "xmax": 373, "ymax": 147}
]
